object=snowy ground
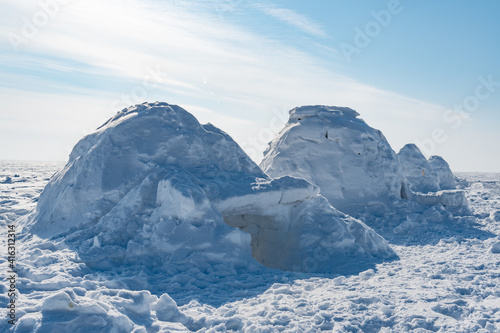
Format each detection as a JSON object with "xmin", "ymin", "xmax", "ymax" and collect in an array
[{"xmin": 1, "ymin": 161, "xmax": 499, "ymax": 332}]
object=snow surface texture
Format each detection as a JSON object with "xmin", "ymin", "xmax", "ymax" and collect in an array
[
  {"xmin": 1, "ymin": 163, "xmax": 499, "ymax": 332},
  {"xmin": 261, "ymin": 106, "xmax": 467, "ymax": 216},
  {"xmin": 25, "ymin": 102, "xmax": 395, "ymax": 276},
  {"xmin": 261, "ymin": 105, "xmax": 404, "ymax": 215}
]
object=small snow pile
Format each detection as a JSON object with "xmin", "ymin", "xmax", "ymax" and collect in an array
[
  {"xmin": 16, "ymin": 287, "xmax": 188, "ymax": 332},
  {"xmin": 490, "ymin": 210, "xmax": 500, "ymax": 222},
  {"xmin": 1, "ymin": 176, "xmax": 12, "ymax": 184},
  {"xmin": 398, "ymin": 144, "xmax": 466, "ymax": 208},
  {"xmin": 398, "ymin": 144, "xmax": 440, "ymax": 194},
  {"xmin": 429, "ymin": 155, "xmax": 457, "ymax": 190},
  {"xmin": 261, "ymin": 105, "xmax": 404, "ymax": 214},
  {"xmin": 26, "ymin": 102, "xmax": 396, "ymax": 274},
  {"xmin": 151, "ymin": 293, "xmax": 187, "ymax": 323}
]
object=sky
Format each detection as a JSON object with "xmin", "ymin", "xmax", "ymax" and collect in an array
[{"xmin": 1, "ymin": 0, "xmax": 499, "ymax": 172}]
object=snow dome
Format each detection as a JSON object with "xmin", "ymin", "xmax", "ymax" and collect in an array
[
  {"xmin": 429, "ymin": 155, "xmax": 457, "ymax": 190},
  {"xmin": 261, "ymin": 105, "xmax": 404, "ymax": 214},
  {"xmin": 398, "ymin": 144, "xmax": 441, "ymax": 194},
  {"xmin": 27, "ymin": 102, "xmax": 396, "ymax": 274},
  {"xmin": 261, "ymin": 106, "xmax": 467, "ymax": 215},
  {"xmin": 398, "ymin": 144, "xmax": 466, "ymax": 208}
]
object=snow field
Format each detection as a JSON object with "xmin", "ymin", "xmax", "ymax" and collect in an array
[
  {"xmin": 1, "ymin": 165, "xmax": 499, "ymax": 332},
  {"xmin": 0, "ymin": 101, "xmax": 499, "ymax": 332}
]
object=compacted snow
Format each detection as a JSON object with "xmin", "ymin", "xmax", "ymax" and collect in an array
[
  {"xmin": 428, "ymin": 156, "xmax": 457, "ymax": 191},
  {"xmin": 1, "ymin": 103, "xmax": 499, "ymax": 332},
  {"xmin": 25, "ymin": 103, "xmax": 395, "ymax": 276},
  {"xmin": 261, "ymin": 106, "xmax": 403, "ymax": 215},
  {"xmin": 1, "ymin": 162, "xmax": 499, "ymax": 332},
  {"xmin": 261, "ymin": 106, "xmax": 468, "ymax": 219}
]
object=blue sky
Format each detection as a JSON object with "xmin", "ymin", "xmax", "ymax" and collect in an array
[{"xmin": 1, "ymin": 0, "xmax": 499, "ymax": 171}]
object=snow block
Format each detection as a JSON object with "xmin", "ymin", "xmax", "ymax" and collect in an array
[
  {"xmin": 409, "ymin": 190, "xmax": 467, "ymax": 208},
  {"xmin": 491, "ymin": 241, "xmax": 500, "ymax": 254},
  {"xmin": 27, "ymin": 102, "xmax": 396, "ymax": 274}
]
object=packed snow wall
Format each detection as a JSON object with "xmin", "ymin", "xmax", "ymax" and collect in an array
[{"xmin": 26, "ymin": 102, "xmax": 397, "ymax": 274}]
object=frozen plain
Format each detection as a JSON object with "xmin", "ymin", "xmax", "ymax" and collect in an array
[
  {"xmin": 0, "ymin": 103, "xmax": 499, "ymax": 332},
  {"xmin": 1, "ymin": 167, "xmax": 500, "ymax": 332}
]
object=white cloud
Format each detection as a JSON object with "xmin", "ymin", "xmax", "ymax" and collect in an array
[
  {"xmin": 0, "ymin": 0, "xmax": 458, "ymax": 166},
  {"xmin": 252, "ymin": 2, "xmax": 327, "ymax": 38}
]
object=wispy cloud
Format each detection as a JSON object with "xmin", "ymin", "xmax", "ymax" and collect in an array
[
  {"xmin": 0, "ymin": 0, "xmax": 448, "ymax": 163},
  {"xmin": 252, "ymin": 3, "xmax": 327, "ymax": 38}
]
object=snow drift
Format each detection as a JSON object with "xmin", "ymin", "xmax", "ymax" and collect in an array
[{"xmin": 27, "ymin": 102, "xmax": 396, "ymax": 274}]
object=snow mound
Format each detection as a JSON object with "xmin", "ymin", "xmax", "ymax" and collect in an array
[
  {"xmin": 27, "ymin": 102, "xmax": 396, "ymax": 274},
  {"xmin": 398, "ymin": 144, "xmax": 440, "ymax": 194},
  {"xmin": 261, "ymin": 105, "xmax": 404, "ymax": 214},
  {"xmin": 21, "ymin": 288, "xmax": 187, "ymax": 332},
  {"xmin": 398, "ymin": 144, "xmax": 466, "ymax": 208},
  {"xmin": 261, "ymin": 105, "xmax": 468, "ymax": 228},
  {"xmin": 429, "ymin": 155, "xmax": 457, "ymax": 190}
]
